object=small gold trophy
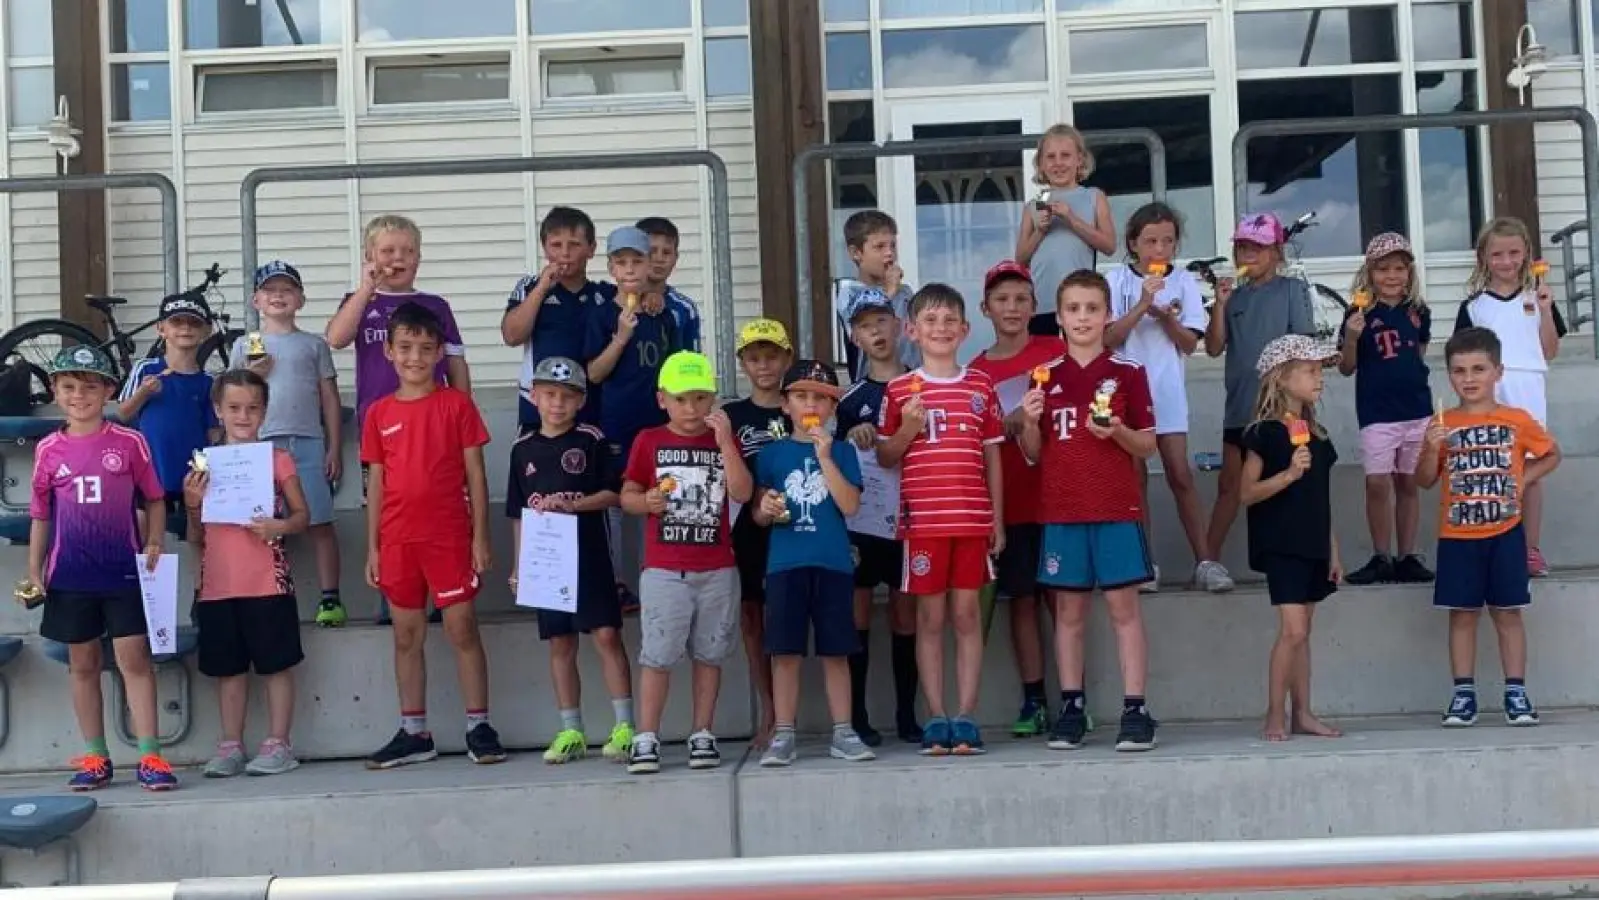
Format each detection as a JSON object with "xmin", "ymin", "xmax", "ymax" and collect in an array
[
  {"xmin": 768, "ymin": 488, "xmax": 791, "ymax": 525},
  {"xmin": 1089, "ymin": 385, "xmax": 1115, "ymax": 427},
  {"xmin": 1034, "ymin": 187, "xmax": 1052, "ymax": 212},
  {"xmin": 189, "ymin": 448, "xmax": 209, "ymax": 473},
  {"xmin": 624, "ymin": 293, "xmax": 639, "ymax": 314},
  {"xmin": 245, "ymin": 332, "xmax": 267, "ymax": 363},
  {"xmin": 13, "ymin": 579, "xmax": 43, "ymax": 610}
]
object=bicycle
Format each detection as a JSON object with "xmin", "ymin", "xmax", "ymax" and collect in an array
[
  {"xmin": 0, "ymin": 263, "xmax": 244, "ymax": 408},
  {"xmin": 1183, "ymin": 212, "xmax": 1348, "ymax": 340}
]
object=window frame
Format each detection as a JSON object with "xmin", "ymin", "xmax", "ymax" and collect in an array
[
  {"xmin": 362, "ymin": 50, "xmax": 517, "ymax": 114},
  {"xmin": 538, "ymin": 42, "xmax": 691, "ymax": 106},
  {"xmin": 191, "ymin": 57, "xmax": 342, "ymax": 121}
]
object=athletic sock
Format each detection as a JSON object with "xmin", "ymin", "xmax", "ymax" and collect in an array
[
  {"xmin": 401, "ymin": 711, "xmax": 427, "ymax": 735},
  {"xmin": 85, "ymin": 737, "xmax": 110, "ymax": 757},
  {"xmin": 1023, "ymin": 679, "xmax": 1046, "ymax": 705},
  {"xmin": 136, "ymin": 737, "xmax": 160, "ymax": 756},
  {"xmin": 612, "ymin": 697, "xmax": 634, "ymax": 726},
  {"xmin": 465, "ymin": 709, "xmax": 490, "ymax": 731},
  {"xmin": 559, "ymin": 708, "xmax": 583, "ymax": 732}
]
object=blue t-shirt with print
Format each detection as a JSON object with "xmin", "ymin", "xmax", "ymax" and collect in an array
[
  {"xmin": 756, "ymin": 438, "xmax": 863, "ymax": 576},
  {"xmin": 582, "ymin": 299, "xmax": 680, "ymax": 458},
  {"xmin": 1338, "ymin": 299, "xmax": 1432, "ymax": 428},
  {"xmin": 117, "ymin": 358, "xmax": 217, "ymax": 494},
  {"xmin": 507, "ymin": 277, "xmax": 613, "ymax": 426}
]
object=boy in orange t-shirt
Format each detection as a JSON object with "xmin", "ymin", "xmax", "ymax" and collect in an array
[{"xmin": 1415, "ymin": 327, "xmax": 1559, "ymax": 729}]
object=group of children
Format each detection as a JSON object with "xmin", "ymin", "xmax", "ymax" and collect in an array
[{"xmin": 19, "ymin": 122, "xmax": 1567, "ymax": 789}]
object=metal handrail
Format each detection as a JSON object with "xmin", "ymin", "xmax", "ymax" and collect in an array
[{"xmin": 1552, "ymin": 219, "xmax": 1593, "ymax": 331}]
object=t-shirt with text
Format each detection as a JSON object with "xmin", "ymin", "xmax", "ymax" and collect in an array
[
  {"xmin": 230, "ymin": 330, "xmax": 338, "ymax": 440},
  {"xmin": 1433, "ymin": 405, "xmax": 1555, "ymax": 540},
  {"xmin": 31, "ymin": 423, "xmax": 165, "ymax": 593},
  {"xmin": 756, "ymin": 438, "xmax": 863, "ymax": 576},
  {"xmin": 1339, "ymin": 299, "xmax": 1432, "ymax": 428},
  {"xmin": 198, "ymin": 448, "xmax": 297, "ymax": 601},
  {"xmin": 878, "ymin": 367, "xmax": 1004, "ymax": 538},
  {"xmin": 341, "ymin": 290, "xmax": 466, "ymax": 424},
  {"xmin": 970, "ymin": 335, "xmax": 1065, "ymax": 526},
  {"xmin": 624, "ymin": 426, "xmax": 734, "ymax": 572},
  {"xmin": 1241, "ymin": 419, "xmax": 1337, "ymax": 569},
  {"xmin": 1034, "ymin": 351, "xmax": 1155, "ymax": 525},
  {"xmin": 118, "ymin": 359, "xmax": 217, "ymax": 494},
  {"xmin": 505, "ymin": 423, "xmax": 619, "ymax": 597},
  {"xmin": 360, "ymin": 388, "xmax": 490, "ymax": 546}
]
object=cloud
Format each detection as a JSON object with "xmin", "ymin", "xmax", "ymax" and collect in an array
[{"xmin": 882, "ymin": 27, "xmax": 1045, "ymax": 89}]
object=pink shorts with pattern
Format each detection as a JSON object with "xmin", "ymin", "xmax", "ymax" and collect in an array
[{"xmin": 1359, "ymin": 417, "xmax": 1431, "ymax": 476}]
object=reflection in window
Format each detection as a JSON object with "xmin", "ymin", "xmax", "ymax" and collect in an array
[
  {"xmin": 545, "ymin": 54, "xmax": 685, "ymax": 99},
  {"xmin": 7, "ymin": 67, "xmax": 54, "ymax": 128},
  {"xmin": 703, "ymin": 0, "xmax": 747, "ymax": 28},
  {"xmin": 880, "ymin": 0, "xmax": 1042, "ymax": 17},
  {"xmin": 827, "ymin": 100, "xmax": 877, "ymax": 277},
  {"xmin": 371, "ymin": 60, "xmax": 511, "ymax": 105},
  {"xmin": 1416, "ymin": 71, "xmax": 1485, "ymax": 252},
  {"xmin": 1074, "ymin": 95, "xmax": 1216, "ymax": 256},
  {"xmin": 705, "ymin": 37, "xmax": 752, "ymax": 98},
  {"xmin": 1068, "ymin": 25, "xmax": 1208, "ymax": 75},
  {"xmin": 6, "ymin": 0, "xmax": 51, "ymax": 56},
  {"xmin": 198, "ymin": 65, "xmax": 338, "ymax": 113},
  {"xmin": 1412, "ymin": 2, "xmax": 1473, "ymax": 62},
  {"xmin": 1234, "ymin": 7, "xmax": 1397, "ymax": 69},
  {"xmin": 111, "ymin": 63, "xmax": 171, "ymax": 121},
  {"xmin": 529, "ymin": 0, "xmax": 690, "ymax": 34},
  {"xmin": 825, "ymin": 0, "xmax": 869, "ymax": 22},
  {"xmin": 186, "ymin": 0, "xmax": 341, "ymax": 48},
  {"xmin": 1239, "ymin": 75, "xmax": 1405, "ymax": 257},
  {"xmin": 881, "ymin": 25, "xmax": 1046, "ymax": 89},
  {"xmin": 357, "ymin": 0, "xmax": 515, "ymax": 40},
  {"xmin": 1527, "ymin": 0, "xmax": 1579, "ymax": 57},
  {"xmin": 826, "ymin": 32, "xmax": 872, "ymax": 92},
  {"xmin": 111, "ymin": 0, "xmax": 169, "ymax": 52},
  {"xmin": 1059, "ymin": 0, "xmax": 1213, "ymax": 10}
]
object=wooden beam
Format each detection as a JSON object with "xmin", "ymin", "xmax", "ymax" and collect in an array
[
  {"xmin": 1481, "ymin": 0, "xmax": 1543, "ymax": 253},
  {"xmin": 52, "ymin": 0, "xmax": 108, "ymax": 336}
]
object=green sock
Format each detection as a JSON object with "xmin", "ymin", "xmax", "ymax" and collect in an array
[
  {"xmin": 137, "ymin": 737, "xmax": 160, "ymax": 756},
  {"xmin": 85, "ymin": 737, "xmax": 109, "ymax": 757}
]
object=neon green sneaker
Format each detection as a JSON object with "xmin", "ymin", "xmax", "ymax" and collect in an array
[
  {"xmin": 1012, "ymin": 700, "xmax": 1048, "ymax": 737},
  {"xmin": 314, "ymin": 598, "xmax": 347, "ymax": 628},
  {"xmin": 603, "ymin": 722, "xmax": 634, "ymax": 761},
  {"xmin": 543, "ymin": 728, "xmax": 587, "ymax": 764}
]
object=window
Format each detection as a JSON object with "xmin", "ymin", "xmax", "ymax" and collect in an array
[
  {"xmin": 1074, "ymin": 95, "xmax": 1217, "ymax": 256},
  {"xmin": 705, "ymin": 37, "xmax": 751, "ymax": 98},
  {"xmin": 544, "ymin": 50, "xmax": 685, "ymax": 100},
  {"xmin": 1527, "ymin": 0, "xmax": 1579, "ymax": 57},
  {"xmin": 879, "ymin": 0, "xmax": 1043, "ymax": 17},
  {"xmin": 825, "ymin": 0, "xmax": 869, "ymax": 22},
  {"xmin": 1235, "ymin": 7, "xmax": 1399, "ymax": 70},
  {"xmin": 6, "ymin": 0, "xmax": 50, "ymax": 55},
  {"xmin": 185, "ymin": 0, "xmax": 341, "ymax": 48},
  {"xmin": 880, "ymin": 25, "xmax": 1046, "ymax": 89},
  {"xmin": 1416, "ymin": 72, "xmax": 1485, "ymax": 252},
  {"xmin": 1238, "ymin": 75, "xmax": 1405, "ymax": 257},
  {"xmin": 1068, "ymin": 25, "xmax": 1208, "ymax": 75},
  {"xmin": 827, "ymin": 99, "xmax": 877, "ymax": 275},
  {"xmin": 112, "ymin": 62, "xmax": 172, "ymax": 121},
  {"xmin": 703, "ymin": 0, "xmax": 747, "ymax": 29},
  {"xmin": 110, "ymin": 0, "xmax": 168, "ymax": 52},
  {"xmin": 1059, "ymin": 0, "xmax": 1212, "ymax": 10},
  {"xmin": 357, "ymin": 0, "xmax": 516, "ymax": 41},
  {"xmin": 825, "ymin": 32, "xmax": 872, "ymax": 92},
  {"xmin": 1412, "ymin": 2, "xmax": 1474, "ymax": 62},
  {"xmin": 7, "ymin": 67, "xmax": 54, "ymax": 128},
  {"xmin": 370, "ymin": 58, "xmax": 511, "ymax": 105},
  {"xmin": 198, "ymin": 64, "xmax": 338, "ymax": 113},
  {"xmin": 6, "ymin": 0, "xmax": 52, "ymax": 128},
  {"xmin": 529, "ymin": 0, "xmax": 690, "ymax": 34}
]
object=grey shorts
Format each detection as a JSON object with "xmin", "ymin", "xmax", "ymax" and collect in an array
[{"xmin": 638, "ymin": 567, "xmax": 739, "ymax": 668}]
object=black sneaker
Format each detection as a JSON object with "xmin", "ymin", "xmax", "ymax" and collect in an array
[
  {"xmin": 1344, "ymin": 554, "xmax": 1394, "ymax": 586},
  {"xmin": 466, "ymin": 722, "xmax": 508, "ymax": 764},
  {"xmin": 1114, "ymin": 706, "xmax": 1159, "ymax": 752},
  {"xmin": 896, "ymin": 710, "xmax": 923, "ymax": 744},
  {"xmin": 687, "ymin": 731, "xmax": 721, "ymax": 769},
  {"xmin": 1392, "ymin": 554, "xmax": 1436, "ymax": 584},
  {"xmin": 853, "ymin": 719, "xmax": 883, "ymax": 748},
  {"xmin": 365, "ymin": 729, "xmax": 438, "ymax": 770},
  {"xmin": 627, "ymin": 735, "xmax": 661, "ymax": 774},
  {"xmin": 1047, "ymin": 704, "xmax": 1088, "ymax": 750}
]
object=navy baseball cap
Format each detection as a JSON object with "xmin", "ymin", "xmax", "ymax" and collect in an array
[
  {"xmin": 158, "ymin": 292, "xmax": 212, "ymax": 323},
  {"xmin": 253, "ymin": 260, "xmax": 303, "ymax": 291},
  {"xmin": 846, "ymin": 288, "xmax": 895, "ymax": 324}
]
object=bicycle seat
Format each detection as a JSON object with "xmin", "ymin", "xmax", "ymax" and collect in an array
[
  {"xmin": 85, "ymin": 295, "xmax": 127, "ymax": 310},
  {"xmin": 43, "ymin": 626, "xmax": 198, "ymax": 667},
  {"xmin": 0, "ymin": 796, "xmax": 96, "ymax": 850}
]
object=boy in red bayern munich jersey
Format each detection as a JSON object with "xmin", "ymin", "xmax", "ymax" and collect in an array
[
  {"xmin": 878, "ymin": 283, "xmax": 1005, "ymax": 757},
  {"xmin": 361, "ymin": 302, "xmax": 507, "ymax": 770},
  {"xmin": 1018, "ymin": 270, "xmax": 1161, "ymax": 754}
]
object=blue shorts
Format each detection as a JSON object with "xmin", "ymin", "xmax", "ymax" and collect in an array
[
  {"xmin": 1433, "ymin": 525, "xmax": 1530, "ymax": 611},
  {"xmin": 272, "ymin": 435, "xmax": 335, "ymax": 526},
  {"xmin": 764, "ymin": 567, "xmax": 858, "ymax": 657},
  {"xmin": 1037, "ymin": 522, "xmax": 1154, "ymax": 592}
]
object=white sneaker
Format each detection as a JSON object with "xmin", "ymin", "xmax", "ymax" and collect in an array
[
  {"xmin": 245, "ymin": 738, "xmax": 300, "ymax": 776},
  {"xmin": 1139, "ymin": 565, "xmax": 1161, "ymax": 593},
  {"xmin": 1194, "ymin": 560, "xmax": 1235, "ymax": 593}
]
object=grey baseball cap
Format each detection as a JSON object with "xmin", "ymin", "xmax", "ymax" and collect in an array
[
  {"xmin": 531, "ymin": 356, "xmax": 587, "ymax": 393},
  {"xmin": 606, "ymin": 225, "xmax": 652, "ymax": 257}
]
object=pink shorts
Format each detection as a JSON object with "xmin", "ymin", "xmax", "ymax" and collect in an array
[{"xmin": 1359, "ymin": 418, "xmax": 1430, "ymax": 476}]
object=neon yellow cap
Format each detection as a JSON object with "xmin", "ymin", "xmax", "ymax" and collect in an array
[
  {"xmin": 736, "ymin": 318, "xmax": 793, "ymax": 354},
  {"xmin": 658, "ymin": 350, "xmax": 717, "ymax": 395}
]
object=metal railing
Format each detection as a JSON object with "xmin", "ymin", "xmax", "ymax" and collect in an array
[
  {"xmin": 0, "ymin": 172, "xmax": 181, "ymax": 301},
  {"xmin": 1550, "ymin": 219, "xmax": 1593, "ymax": 332}
]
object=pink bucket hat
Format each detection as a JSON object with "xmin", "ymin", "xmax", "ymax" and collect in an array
[{"xmin": 1233, "ymin": 213, "xmax": 1286, "ymax": 247}]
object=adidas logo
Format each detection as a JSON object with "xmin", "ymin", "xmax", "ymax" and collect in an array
[
  {"xmin": 55, "ymin": 464, "xmax": 71, "ymax": 478},
  {"xmin": 1049, "ymin": 385, "xmax": 1064, "ymax": 395}
]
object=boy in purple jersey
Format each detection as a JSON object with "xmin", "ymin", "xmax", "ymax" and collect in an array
[{"xmin": 27, "ymin": 345, "xmax": 176, "ymax": 791}]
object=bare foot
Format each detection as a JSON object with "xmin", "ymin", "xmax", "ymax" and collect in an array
[
  {"xmin": 1263, "ymin": 715, "xmax": 1290, "ymax": 742},
  {"xmin": 1292, "ymin": 712, "xmax": 1343, "ymax": 737}
]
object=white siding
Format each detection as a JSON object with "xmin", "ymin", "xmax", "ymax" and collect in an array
[
  {"xmin": 1534, "ymin": 66, "xmax": 1591, "ymax": 328},
  {"xmin": 708, "ymin": 106, "xmax": 761, "ymax": 339},
  {"xmin": 106, "ymin": 131, "xmax": 176, "ymax": 324},
  {"xmin": 6, "ymin": 139, "xmax": 60, "ymax": 326}
]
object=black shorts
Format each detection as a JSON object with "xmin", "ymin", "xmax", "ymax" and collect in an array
[
  {"xmin": 41, "ymin": 588, "xmax": 147, "ymax": 645},
  {"xmin": 195, "ymin": 594, "xmax": 304, "ymax": 677},
  {"xmin": 1259, "ymin": 554, "xmax": 1338, "ymax": 606},
  {"xmin": 1222, "ymin": 427, "xmax": 1246, "ymax": 450},
  {"xmin": 536, "ymin": 585, "xmax": 624, "ymax": 640},
  {"xmin": 996, "ymin": 523, "xmax": 1042, "ymax": 599},
  {"xmin": 851, "ymin": 533, "xmax": 902, "ymax": 590},
  {"xmin": 1434, "ymin": 526, "xmax": 1530, "ymax": 611},
  {"xmin": 732, "ymin": 516, "xmax": 771, "ymax": 603},
  {"xmin": 162, "ymin": 494, "xmax": 189, "ymax": 541},
  {"xmin": 765, "ymin": 567, "xmax": 858, "ymax": 657}
]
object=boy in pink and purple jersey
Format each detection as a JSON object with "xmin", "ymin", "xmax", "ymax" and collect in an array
[{"xmin": 28, "ymin": 345, "xmax": 176, "ymax": 791}]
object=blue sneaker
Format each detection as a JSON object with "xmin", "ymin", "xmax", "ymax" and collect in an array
[
  {"xmin": 950, "ymin": 716, "xmax": 985, "ymax": 755},
  {"xmin": 67, "ymin": 754, "xmax": 112, "ymax": 791},
  {"xmin": 919, "ymin": 716, "xmax": 952, "ymax": 756},
  {"xmin": 1442, "ymin": 691, "xmax": 1477, "ymax": 727},
  {"xmin": 1504, "ymin": 690, "xmax": 1540, "ymax": 726},
  {"xmin": 137, "ymin": 754, "xmax": 178, "ymax": 792}
]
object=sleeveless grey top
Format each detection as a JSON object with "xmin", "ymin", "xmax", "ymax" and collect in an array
[{"xmin": 1028, "ymin": 184, "xmax": 1102, "ymax": 315}]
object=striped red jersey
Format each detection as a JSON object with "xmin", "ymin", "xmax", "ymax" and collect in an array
[
  {"xmin": 878, "ymin": 367, "xmax": 1004, "ymax": 538},
  {"xmin": 1035, "ymin": 350, "xmax": 1155, "ymax": 524},
  {"xmin": 970, "ymin": 335, "xmax": 1066, "ymax": 525}
]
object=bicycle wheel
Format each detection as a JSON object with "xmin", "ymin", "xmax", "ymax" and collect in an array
[
  {"xmin": 198, "ymin": 329, "xmax": 244, "ymax": 376},
  {"xmin": 0, "ymin": 319, "xmax": 109, "ymax": 408},
  {"xmin": 1309, "ymin": 282, "xmax": 1349, "ymax": 342}
]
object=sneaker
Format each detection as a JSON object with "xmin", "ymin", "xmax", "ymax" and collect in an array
[
  {"xmin": 896, "ymin": 710, "xmax": 923, "ymax": 744},
  {"xmin": 314, "ymin": 597, "xmax": 348, "ymax": 628},
  {"xmin": 203, "ymin": 743, "xmax": 246, "ymax": 778},
  {"xmin": 1115, "ymin": 706, "xmax": 1159, "ymax": 752},
  {"xmin": 618, "ymin": 583, "xmax": 641, "ymax": 616},
  {"xmin": 543, "ymin": 728, "xmax": 587, "ymax": 764},
  {"xmin": 603, "ymin": 722, "xmax": 634, "ymax": 761},
  {"xmin": 919, "ymin": 716, "xmax": 952, "ymax": 756},
  {"xmin": 1193, "ymin": 560, "xmax": 1235, "ymax": 593},
  {"xmin": 1344, "ymin": 554, "xmax": 1393, "ymax": 586},
  {"xmin": 366, "ymin": 729, "xmax": 438, "ymax": 770},
  {"xmin": 627, "ymin": 734, "xmax": 661, "ymax": 774},
  {"xmin": 830, "ymin": 728, "xmax": 877, "ymax": 762},
  {"xmin": 1139, "ymin": 565, "xmax": 1161, "ymax": 594},
  {"xmin": 1391, "ymin": 554, "xmax": 1436, "ymax": 584},
  {"xmin": 466, "ymin": 722, "xmax": 508, "ymax": 764},
  {"xmin": 245, "ymin": 739, "xmax": 300, "ymax": 776},
  {"xmin": 1528, "ymin": 546, "xmax": 1551, "ymax": 578},
  {"xmin": 1012, "ymin": 699, "xmax": 1048, "ymax": 737},
  {"xmin": 1442, "ymin": 691, "xmax": 1478, "ymax": 727},
  {"xmin": 950, "ymin": 717, "xmax": 985, "ymax": 755},
  {"xmin": 137, "ymin": 754, "xmax": 179, "ymax": 791},
  {"xmin": 853, "ymin": 719, "xmax": 883, "ymax": 748},
  {"xmin": 1048, "ymin": 705, "xmax": 1089, "ymax": 750},
  {"xmin": 1505, "ymin": 690, "xmax": 1540, "ymax": 726},
  {"xmin": 67, "ymin": 754, "xmax": 113, "ymax": 791},
  {"xmin": 761, "ymin": 730, "xmax": 797, "ymax": 767},
  {"xmin": 687, "ymin": 731, "xmax": 721, "ymax": 769}
]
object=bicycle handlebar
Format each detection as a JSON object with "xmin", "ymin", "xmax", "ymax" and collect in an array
[
  {"xmin": 1185, "ymin": 256, "xmax": 1230, "ymax": 285},
  {"xmin": 1283, "ymin": 210, "xmax": 1318, "ymax": 242}
]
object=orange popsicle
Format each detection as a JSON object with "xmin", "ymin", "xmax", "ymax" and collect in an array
[
  {"xmin": 1031, "ymin": 365, "xmax": 1049, "ymax": 389},
  {"xmin": 1234, "ymin": 264, "xmax": 1250, "ymax": 280},
  {"xmin": 1147, "ymin": 262, "xmax": 1168, "ymax": 277},
  {"xmin": 1531, "ymin": 259, "xmax": 1550, "ymax": 280},
  {"xmin": 1352, "ymin": 290, "xmax": 1371, "ymax": 311},
  {"xmin": 801, "ymin": 414, "xmax": 821, "ymax": 431},
  {"xmin": 657, "ymin": 476, "xmax": 677, "ymax": 494},
  {"xmin": 1288, "ymin": 416, "xmax": 1311, "ymax": 447},
  {"xmin": 908, "ymin": 375, "xmax": 923, "ymax": 394}
]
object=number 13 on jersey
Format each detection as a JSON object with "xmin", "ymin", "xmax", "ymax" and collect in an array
[{"xmin": 72, "ymin": 475, "xmax": 102, "ymax": 504}]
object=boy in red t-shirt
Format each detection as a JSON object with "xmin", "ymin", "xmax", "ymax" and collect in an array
[
  {"xmin": 1018, "ymin": 270, "xmax": 1160, "ymax": 754},
  {"xmin": 878, "ymin": 284, "xmax": 1004, "ymax": 756},
  {"xmin": 360, "ymin": 302, "xmax": 505, "ymax": 770},
  {"xmin": 619, "ymin": 351, "xmax": 752, "ymax": 774}
]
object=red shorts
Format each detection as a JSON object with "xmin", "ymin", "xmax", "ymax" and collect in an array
[
  {"xmin": 378, "ymin": 539, "xmax": 480, "ymax": 612},
  {"xmin": 901, "ymin": 535, "xmax": 993, "ymax": 596}
]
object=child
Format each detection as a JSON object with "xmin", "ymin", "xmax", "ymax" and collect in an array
[
  {"xmin": 620, "ymin": 351, "xmax": 751, "ymax": 773},
  {"xmin": 241, "ymin": 261, "xmax": 347, "ymax": 627},
  {"xmin": 1337, "ymin": 233, "xmax": 1436, "ymax": 585},
  {"xmin": 1416, "ymin": 327, "xmax": 1560, "ymax": 728},
  {"xmin": 185, "ymin": 369, "xmax": 309, "ymax": 776},
  {"xmin": 360, "ymin": 302, "xmax": 505, "ymax": 769},
  {"xmin": 1239, "ymin": 335, "xmax": 1346, "ymax": 742},
  {"xmin": 1016, "ymin": 270, "xmax": 1159, "ymax": 753},
  {"xmin": 1453, "ymin": 217, "xmax": 1566, "ymax": 577},
  {"xmin": 832, "ymin": 210, "xmax": 920, "ymax": 380},
  {"xmin": 636, "ymin": 216, "xmax": 704, "ymax": 351},
  {"xmin": 877, "ymin": 284, "xmax": 1004, "ymax": 755},
  {"xmin": 753, "ymin": 360, "xmax": 875, "ymax": 767},
  {"xmin": 506, "ymin": 357, "xmax": 634, "ymax": 764},
  {"xmin": 1106, "ymin": 203, "xmax": 1232, "ymax": 593},
  {"xmin": 968, "ymin": 260, "xmax": 1065, "ymax": 737},
  {"xmin": 1015, "ymin": 123, "xmax": 1116, "ymax": 335},
  {"xmin": 721, "ymin": 318, "xmax": 794, "ymax": 748},
  {"xmin": 502, "ymin": 206, "xmax": 612, "ymax": 431},
  {"xmin": 834, "ymin": 291, "xmax": 922, "ymax": 745},
  {"xmin": 118, "ymin": 292, "xmax": 218, "ymax": 542},
  {"xmin": 1204, "ymin": 213, "xmax": 1317, "ymax": 568},
  {"xmin": 30, "ymin": 345, "xmax": 175, "ymax": 790}
]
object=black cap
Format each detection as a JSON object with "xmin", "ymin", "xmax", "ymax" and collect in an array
[
  {"xmin": 158, "ymin": 292, "xmax": 212, "ymax": 323},
  {"xmin": 780, "ymin": 359, "xmax": 841, "ymax": 398}
]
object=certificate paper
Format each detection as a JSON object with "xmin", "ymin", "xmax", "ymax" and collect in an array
[
  {"xmin": 517, "ymin": 509, "xmax": 579, "ymax": 613},
  {"xmin": 199, "ymin": 442, "xmax": 274, "ymax": 525},
  {"xmin": 137, "ymin": 554, "xmax": 179, "ymax": 655},
  {"xmin": 847, "ymin": 447, "xmax": 899, "ymax": 541}
]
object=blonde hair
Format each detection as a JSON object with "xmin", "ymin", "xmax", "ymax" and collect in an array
[
  {"xmin": 1351, "ymin": 248, "xmax": 1427, "ymax": 312},
  {"xmin": 1032, "ymin": 123, "xmax": 1095, "ymax": 186},
  {"xmin": 1465, "ymin": 216, "xmax": 1534, "ymax": 297},
  {"xmin": 1252, "ymin": 361, "xmax": 1327, "ymax": 440},
  {"xmin": 363, "ymin": 214, "xmax": 423, "ymax": 253}
]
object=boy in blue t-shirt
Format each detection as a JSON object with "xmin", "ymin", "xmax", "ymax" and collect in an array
[
  {"xmin": 117, "ymin": 293, "xmax": 219, "ymax": 538},
  {"xmin": 752, "ymin": 360, "xmax": 875, "ymax": 768}
]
